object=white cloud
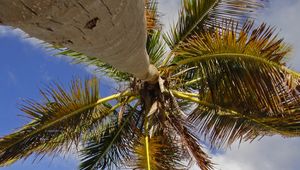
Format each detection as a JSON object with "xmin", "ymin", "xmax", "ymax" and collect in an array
[
  {"xmin": 158, "ymin": 0, "xmax": 181, "ymax": 31},
  {"xmin": 0, "ymin": 25, "xmax": 44, "ymax": 47},
  {"xmin": 0, "ymin": 26, "xmax": 9, "ymax": 35},
  {"xmin": 211, "ymin": 136, "xmax": 300, "ymax": 170},
  {"xmin": 7, "ymin": 71, "xmax": 17, "ymax": 85}
]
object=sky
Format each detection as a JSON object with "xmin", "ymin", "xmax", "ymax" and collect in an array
[{"xmin": 1, "ymin": 0, "xmax": 300, "ymax": 170}]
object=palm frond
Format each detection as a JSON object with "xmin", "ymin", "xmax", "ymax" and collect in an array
[
  {"xmin": 134, "ymin": 135, "xmax": 156, "ymax": 170},
  {"xmin": 164, "ymin": 0, "xmax": 219, "ymax": 50},
  {"xmin": 190, "ymin": 105, "xmax": 272, "ymax": 148},
  {"xmin": 167, "ymin": 114, "xmax": 213, "ymax": 170},
  {"xmin": 164, "ymin": 0, "xmax": 267, "ymax": 51},
  {"xmin": 133, "ymin": 133, "xmax": 185, "ymax": 170},
  {"xmin": 0, "ymin": 78, "xmax": 131, "ymax": 166},
  {"xmin": 79, "ymin": 101, "xmax": 140, "ymax": 170},
  {"xmin": 175, "ymin": 21, "xmax": 291, "ymax": 64},
  {"xmin": 172, "ymin": 90, "xmax": 300, "ymax": 148},
  {"xmin": 172, "ymin": 90, "xmax": 266, "ymax": 147},
  {"xmin": 169, "ymin": 22, "xmax": 300, "ymax": 117},
  {"xmin": 147, "ymin": 30, "xmax": 166, "ymax": 67},
  {"xmin": 205, "ymin": 0, "xmax": 267, "ymax": 28},
  {"xmin": 171, "ymin": 20, "xmax": 292, "ymax": 89},
  {"xmin": 57, "ymin": 49, "xmax": 131, "ymax": 82},
  {"xmin": 145, "ymin": 0, "xmax": 161, "ymax": 31}
]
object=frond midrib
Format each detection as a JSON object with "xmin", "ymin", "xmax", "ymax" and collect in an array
[{"xmin": 144, "ymin": 119, "xmax": 151, "ymax": 170}]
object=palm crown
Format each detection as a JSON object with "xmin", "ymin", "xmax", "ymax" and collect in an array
[{"xmin": 1, "ymin": 0, "xmax": 300, "ymax": 170}]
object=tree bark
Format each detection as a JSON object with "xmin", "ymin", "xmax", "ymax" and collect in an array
[{"xmin": 0, "ymin": 0, "xmax": 158, "ymax": 81}]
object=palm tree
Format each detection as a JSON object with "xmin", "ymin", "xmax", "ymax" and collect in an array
[{"xmin": 1, "ymin": 0, "xmax": 300, "ymax": 170}]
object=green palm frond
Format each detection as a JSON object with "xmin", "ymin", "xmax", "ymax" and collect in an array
[
  {"xmin": 0, "ymin": 78, "xmax": 134, "ymax": 166},
  {"xmin": 164, "ymin": 0, "xmax": 219, "ymax": 50},
  {"xmin": 145, "ymin": 0, "xmax": 165, "ymax": 68},
  {"xmin": 164, "ymin": 0, "xmax": 267, "ymax": 51},
  {"xmin": 147, "ymin": 30, "xmax": 166, "ymax": 67},
  {"xmin": 79, "ymin": 101, "xmax": 140, "ymax": 170},
  {"xmin": 57, "ymin": 49, "xmax": 131, "ymax": 82}
]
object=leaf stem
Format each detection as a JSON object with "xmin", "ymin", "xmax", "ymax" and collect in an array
[
  {"xmin": 171, "ymin": 90, "xmax": 238, "ymax": 116},
  {"xmin": 145, "ymin": 129, "xmax": 151, "ymax": 170},
  {"xmin": 174, "ymin": 78, "xmax": 202, "ymax": 88},
  {"xmin": 143, "ymin": 98, "xmax": 151, "ymax": 170}
]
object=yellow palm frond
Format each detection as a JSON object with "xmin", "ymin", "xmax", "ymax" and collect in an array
[{"xmin": 133, "ymin": 133, "xmax": 185, "ymax": 170}]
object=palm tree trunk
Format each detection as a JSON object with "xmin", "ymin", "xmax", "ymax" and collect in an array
[{"xmin": 0, "ymin": 0, "xmax": 158, "ymax": 81}]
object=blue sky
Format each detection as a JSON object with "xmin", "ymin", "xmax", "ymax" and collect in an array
[{"xmin": 1, "ymin": 0, "xmax": 300, "ymax": 170}]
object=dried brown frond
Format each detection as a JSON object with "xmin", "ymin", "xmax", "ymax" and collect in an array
[
  {"xmin": 168, "ymin": 114, "xmax": 214, "ymax": 170},
  {"xmin": 145, "ymin": 0, "xmax": 161, "ymax": 31}
]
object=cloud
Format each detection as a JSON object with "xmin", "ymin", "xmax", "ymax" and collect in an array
[
  {"xmin": 7, "ymin": 71, "xmax": 17, "ymax": 85},
  {"xmin": 157, "ymin": 0, "xmax": 181, "ymax": 31},
  {"xmin": 0, "ymin": 26, "xmax": 9, "ymax": 35},
  {"xmin": 0, "ymin": 25, "xmax": 44, "ymax": 47},
  {"xmin": 211, "ymin": 136, "xmax": 300, "ymax": 170}
]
